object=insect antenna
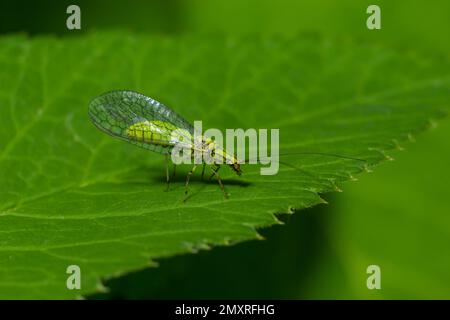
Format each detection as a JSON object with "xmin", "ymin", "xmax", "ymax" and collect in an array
[
  {"xmin": 240, "ymin": 151, "xmax": 367, "ymax": 164},
  {"xmin": 237, "ymin": 151, "xmax": 368, "ymax": 180},
  {"xmin": 275, "ymin": 160, "xmax": 317, "ymax": 178}
]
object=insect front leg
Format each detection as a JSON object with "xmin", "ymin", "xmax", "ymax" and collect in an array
[
  {"xmin": 184, "ymin": 165, "xmax": 198, "ymax": 200},
  {"xmin": 210, "ymin": 165, "xmax": 228, "ymax": 199}
]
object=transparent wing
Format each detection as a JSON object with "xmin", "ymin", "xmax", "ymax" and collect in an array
[{"xmin": 88, "ymin": 90, "xmax": 194, "ymax": 154}]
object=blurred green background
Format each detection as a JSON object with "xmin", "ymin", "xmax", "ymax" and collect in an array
[
  {"xmin": 2, "ymin": 0, "xmax": 449, "ymax": 299},
  {"xmin": 2, "ymin": 0, "xmax": 449, "ymax": 54}
]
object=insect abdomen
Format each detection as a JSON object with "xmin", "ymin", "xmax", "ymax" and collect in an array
[{"xmin": 126, "ymin": 120, "xmax": 192, "ymax": 148}]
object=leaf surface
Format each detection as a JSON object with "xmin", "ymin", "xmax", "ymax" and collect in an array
[{"xmin": 0, "ymin": 33, "xmax": 448, "ymax": 298}]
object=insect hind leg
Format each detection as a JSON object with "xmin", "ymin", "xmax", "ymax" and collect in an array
[
  {"xmin": 165, "ymin": 154, "xmax": 170, "ymax": 191},
  {"xmin": 208, "ymin": 164, "xmax": 221, "ymax": 181},
  {"xmin": 201, "ymin": 163, "xmax": 206, "ymax": 180},
  {"xmin": 172, "ymin": 164, "xmax": 176, "ymax": 179}
]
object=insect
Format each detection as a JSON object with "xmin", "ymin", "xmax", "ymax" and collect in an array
[
  {"xmin": 89, "ymin": 91, "xmax": 368, "ymax": 200},
  {"xmin": 88, "ymin": 90, "xmax": 240, "ymax": 199}
]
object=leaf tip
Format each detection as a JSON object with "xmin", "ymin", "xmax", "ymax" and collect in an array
[
  {"xmin": 428, "ymin": 119, "xmax": 438, "ymax": 129},
  {"xmin": 256, "ymin": 233, "xmax": 265, "ymax": 241},
  {"xmin": 407, "ymin": 133, "xmax": 416, "ymax": 142},
  {"xmin": 95, "ymin": 281, "xmax": 110, "ymax": 293}
]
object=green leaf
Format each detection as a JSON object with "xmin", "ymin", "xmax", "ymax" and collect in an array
[{"xmin": 0, "ymin": 32, "xmax": 448, "ymax": 299}]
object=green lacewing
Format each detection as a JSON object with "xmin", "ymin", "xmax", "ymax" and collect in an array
[
  {"xmin": 88, "ymin": 90, "xmax": 239, "ymax": 199},
  {"xmin": 88, "ymin": 90, "xmax": 366, "ymax": 200}
]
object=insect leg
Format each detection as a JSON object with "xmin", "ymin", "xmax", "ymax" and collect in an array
[
  {"xmin": 165, "ymin": 154, "xmax": 170, "ymax": 191},
  {"xmin": 208, "ymin": 165, "xmax": 221, "ymax": 181},
  {"xmin": 211, "ymin": 168, "xmax": 228, "ymax": 199},
  {"xmin": 201, "ymin": 163, "xmax": 206, "ymax": 180},
  {"xmin": 184, "ymin": 165, "xmax": 198, "ymax": 197},
  {"xmin": 172, "ymin": 164, "xmax": 176, "ymax": 179}
]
